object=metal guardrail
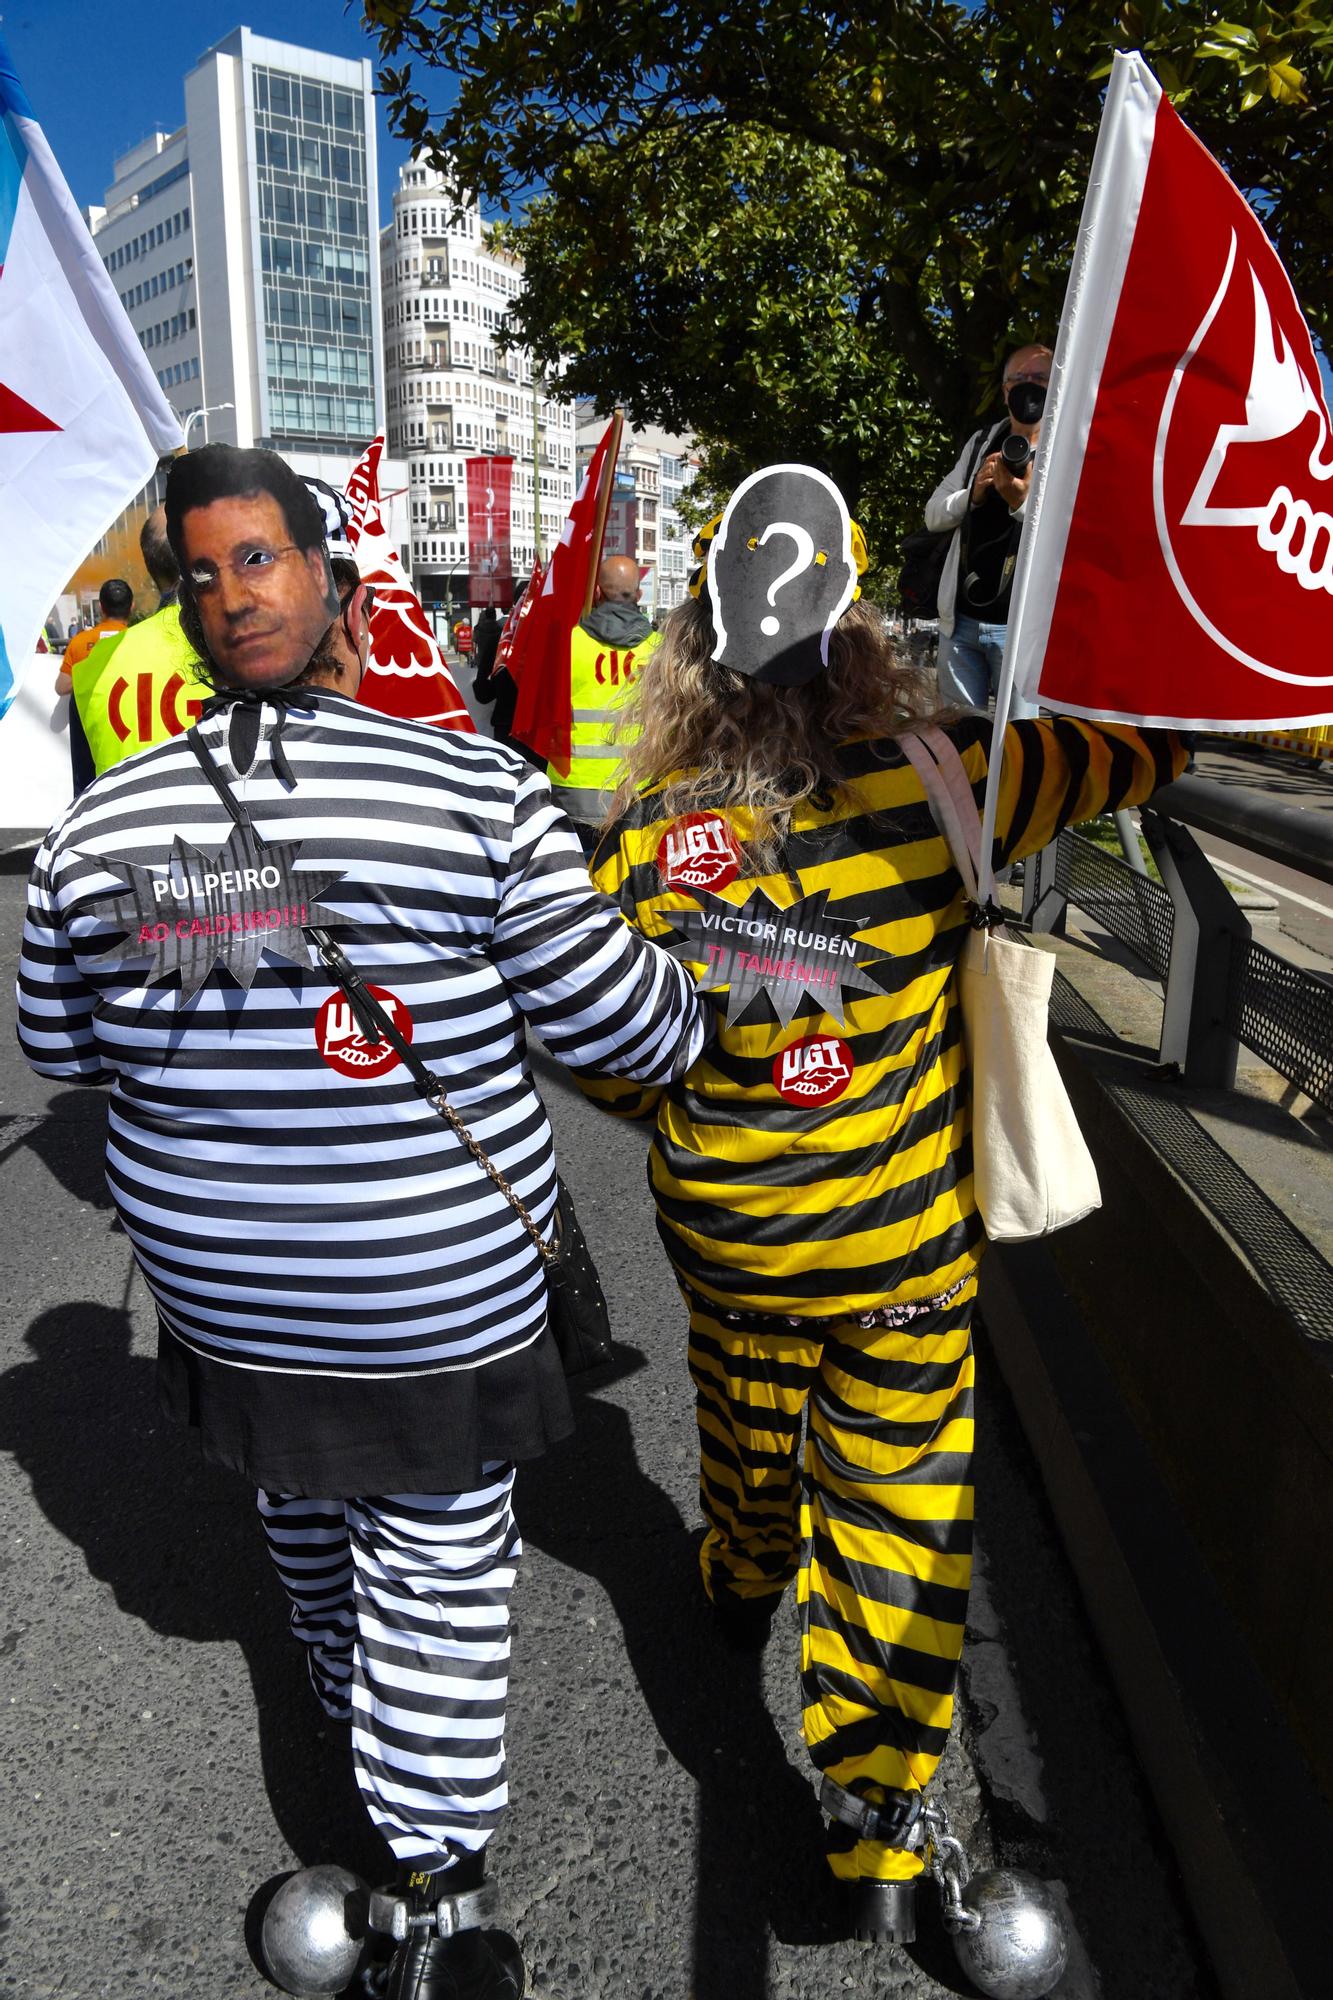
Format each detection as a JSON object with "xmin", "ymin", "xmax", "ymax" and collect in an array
[
  {"xmin": 1023, "ymin": 779, "xmax": 1333, "ymax": 1114},
  {"xmin": 1152, "ymin": 773, "xmax": 1333, "ymax": 886}
]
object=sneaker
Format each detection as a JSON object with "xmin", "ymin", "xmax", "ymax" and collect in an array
[{"xmin": 383, "ymin": 1926, "xmax": 524, "ymax": 2000}]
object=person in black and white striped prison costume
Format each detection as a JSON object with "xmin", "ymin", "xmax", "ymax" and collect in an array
[{"xmin": 16, "ymin": 445, "xmax": 709, "ymax": 2000}]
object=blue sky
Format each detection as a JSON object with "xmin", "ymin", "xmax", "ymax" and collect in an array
[{"xmin": 1, "ymin": 2, "xmax": 418, "ymax": 217}]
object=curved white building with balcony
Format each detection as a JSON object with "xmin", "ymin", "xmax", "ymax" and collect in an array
[{"xmin": 381, "ymin": 160, "xmax": 575, "ymax": 608}]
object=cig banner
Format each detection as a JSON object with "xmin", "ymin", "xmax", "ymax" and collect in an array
[{"xmin": 465, "ymin": 455, "xmax": 514, "ymax": 608}]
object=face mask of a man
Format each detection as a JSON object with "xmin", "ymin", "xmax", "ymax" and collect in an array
[{"xmin": 180, "ymin": 492, "xmax": 339, "ymax": 689}]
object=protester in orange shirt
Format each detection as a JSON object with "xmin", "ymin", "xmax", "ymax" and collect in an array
[
  {"xmin": 55, "ymin": 579, "xmax": 133, "ymax": 693},
  {"xmin": 55, "ymin": 579, "xmax": 134, "ymax": 795}
]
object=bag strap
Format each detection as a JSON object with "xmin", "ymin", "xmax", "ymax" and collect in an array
[
  {"xmin": 954, "ymin": 423, "xmax": 1003, "ymax": 541},
  {"xmin": 961, "ymin": 424, "xmax": 995, "ymax": 495},
  {"xmin": 898, "ymin": 730, "xmax": 978, "ymax": 896},
  {"xmin": 898, "ymin": 728, "xmax": 1002, "ymax": 931},
  {"xmin": 306, "ymin": 926, "xmax": 559, "ymax": 1267}
]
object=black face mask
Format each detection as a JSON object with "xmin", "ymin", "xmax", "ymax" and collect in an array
[{"xmin": 1006, "ymin": 380, "xmax": 1047, "ymax": 425}]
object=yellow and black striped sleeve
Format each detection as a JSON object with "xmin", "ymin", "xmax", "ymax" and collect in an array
[{"xmin": 953, "ymin": 718, "xmax": 1187, "ymax": 870}]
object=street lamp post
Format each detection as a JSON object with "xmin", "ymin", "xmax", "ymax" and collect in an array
[{"xmin": 182, "ymin": 402, "xmax": 235, "ymax": 450}]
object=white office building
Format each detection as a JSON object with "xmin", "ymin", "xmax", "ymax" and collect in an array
[
  {"xmin": 87, "ymin": 27, "xmax": 396, "ymax": 520},
  {"xmin": 381, "ymin": 158, "xmax": 576, "ymax": 607}
]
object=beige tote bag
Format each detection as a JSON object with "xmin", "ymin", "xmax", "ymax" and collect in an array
[{"xmin": 899, "ymin": 727, "xmax": 1101, "ymax": 1242}]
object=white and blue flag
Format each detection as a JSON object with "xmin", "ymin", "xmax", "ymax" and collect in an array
[{"xmin": 0, "ymin": 35, "xmax": 182, "ymax": 715}]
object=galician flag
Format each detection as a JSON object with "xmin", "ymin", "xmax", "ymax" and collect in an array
[
  {"xmin": 1004, "ymin": 50, "xmax": 1333, "ymax": 734},
  {"xmin": 0, "ymin": 35, "xmax": 182, "ymax": 716}
]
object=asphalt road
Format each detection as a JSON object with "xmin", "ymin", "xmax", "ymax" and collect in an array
[{"xmin": 0, "ymin": 842, "xmax": 1217, "ymax": 2000}]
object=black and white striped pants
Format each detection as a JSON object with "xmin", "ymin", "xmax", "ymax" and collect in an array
[{"xmin": 257, "ymin": 1466, "xmax": 519, "ymax": 1869}]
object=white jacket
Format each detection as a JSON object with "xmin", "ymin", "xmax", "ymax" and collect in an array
[{"xmin": 924, "ymin": 421, "xmax": 1025, "ymax": 636}]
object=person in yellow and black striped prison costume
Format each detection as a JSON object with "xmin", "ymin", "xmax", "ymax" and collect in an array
[{"xmin": 577, "ymin": 495, "xmax": 1186, "ymax": 1947}]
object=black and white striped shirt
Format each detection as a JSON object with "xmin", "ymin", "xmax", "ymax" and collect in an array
[{"xmin": 17, "ymin": 691, "xmax": 707, "ymax": 1389}]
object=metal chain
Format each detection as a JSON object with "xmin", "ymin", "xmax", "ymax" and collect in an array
[
  {"xmin": 428, "ymin": 1092, "xmax": 561, "ymax": 1268},
  {"xmin": 922, "ymin": 1801, "xmax": 981, "ymax": 1935}
]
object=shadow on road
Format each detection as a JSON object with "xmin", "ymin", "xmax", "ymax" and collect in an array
[
  {"xmin": 1195, "ymin": 745, "xmax": 1333, "ymax": 797},
  {"xmin": 0, "ymin": 1091, "xmax": 117, "ymax": 1210},
  {"xmin": 4, "ymin": 1302, "xmax": 843, "ymax": 1994},
  {"xmin": 517, "ymin": 1350, "xmax": 834, "ymax": 2000},
  {"xmin": 0, "ymin": 1300, "xmax": 385, "ymax": 1886}
]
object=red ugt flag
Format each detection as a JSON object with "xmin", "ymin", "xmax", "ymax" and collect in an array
[
  {"xmin": 510, "ymin": 413, "xmax": 622, "ymax": 771},
  {"xmin": 1008, "ymin": 51, "xmax": 1333, "ymax": 730}
]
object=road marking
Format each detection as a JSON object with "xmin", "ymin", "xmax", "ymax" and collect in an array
[{"xmin": 1204, "ymin": 856, "xmax": 1333, "ymax": 920}]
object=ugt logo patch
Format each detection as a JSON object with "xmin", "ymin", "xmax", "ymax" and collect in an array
[
  {"xmin": 772, "ymin": 1035, "xmax": 854, "ymax": 1106},
  {"xmin": 315, "ymin": 987, "xmax": 414, "ymax": 1078},
  {"xmin": 656, "ymin": 813, "xmax": 743, "ymax": 892}
]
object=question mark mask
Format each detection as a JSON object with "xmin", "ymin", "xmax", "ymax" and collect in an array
[{"xmin": 706, "ymin": 465, "xmax": 859, "ymax": 686}]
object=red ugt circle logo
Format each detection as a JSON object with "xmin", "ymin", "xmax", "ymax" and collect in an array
[
  {"xmin": 315, "ymin": 987, "xmax": 414, "ymax": 1077},
  {"xmin": 657, "ymin": 813, "xmax": 743, "ymax": 892},
  {"xmin": 772, "ymin": 1035, "xmax": 854, "ymax": 1106}
]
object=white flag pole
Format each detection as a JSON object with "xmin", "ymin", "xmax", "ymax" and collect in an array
[{"xmin": 977, "ymin": 52, "xmax": 1160, "ymax": 905}]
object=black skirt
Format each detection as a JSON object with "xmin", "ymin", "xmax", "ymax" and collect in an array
[{"xmin": 156, "ymin": 1319, "xmax": 575, "ymax": 1499}]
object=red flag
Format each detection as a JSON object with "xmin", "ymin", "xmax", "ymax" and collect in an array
[
  {"xmin": 343, "ymin": 435, "xmax": 475, "ymax": 732},
  {"xmin": 510, "ymin": 414, "xmax": 622, "ymax": 770},
  {"xmin": 465, "ymin": 455, "xmax": 514, "ymax": 609},
  {"xmin": 1008, "ymin": 52, "xmax": 1333, "ymax": 731}
]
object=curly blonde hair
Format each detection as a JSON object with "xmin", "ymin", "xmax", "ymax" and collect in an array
[{"xmin": 609, "ymin": 598, "xmax": 941, "ymax": 872}]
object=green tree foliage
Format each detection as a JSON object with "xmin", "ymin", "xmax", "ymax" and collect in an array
[{"xmin": 365, "ymin": 0, "xmax": 1333, "ymax": 575}]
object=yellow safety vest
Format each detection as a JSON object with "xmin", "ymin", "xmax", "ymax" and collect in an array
[
  {"xmin": 547, "ymin": 622, "xmax": 659, "ymax": 823},
  {"xmin": 75, "ymin": 606, "xmax": 211, "ymax": 776}
]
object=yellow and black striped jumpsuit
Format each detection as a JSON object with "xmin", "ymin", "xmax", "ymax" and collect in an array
[{"xmin": 582, "ymin": 715, "xmax": 1185, "ymax": 1885}]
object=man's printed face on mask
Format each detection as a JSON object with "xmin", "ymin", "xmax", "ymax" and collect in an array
[{"xmin": 179, "ymin": 492, "xmax": 338, "ymax": 689}]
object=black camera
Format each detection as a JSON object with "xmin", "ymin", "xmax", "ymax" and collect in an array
[{"xmin": 1000, "ymin": 433, "xmax": 1033, "ymax": 475}]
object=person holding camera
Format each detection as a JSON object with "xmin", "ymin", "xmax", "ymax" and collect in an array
[{"xmin": 924, "ymin": 343, "xmax": 1051, "ymax": 717}]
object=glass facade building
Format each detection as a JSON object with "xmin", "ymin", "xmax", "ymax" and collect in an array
[
  {"xmin": 253, "ymin": 62, "xmax": 375, "ymax": 449},
  {"xmin": 89, "ymin": 29, "xmax": 383, "ymax": 459}
]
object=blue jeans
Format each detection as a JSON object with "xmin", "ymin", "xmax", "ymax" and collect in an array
[{"xmin": 937, "ymin": 615, "xmax": 1037, "ymax": 719}]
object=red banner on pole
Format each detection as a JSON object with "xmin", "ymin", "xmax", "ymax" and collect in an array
[
  {"xmin": 465, "ymin": 455, "xmax": 514, "ymax": 609},
  {"xmin": 1007, "ymin": 51, "xmax": 1333, "ymax": 730}
]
